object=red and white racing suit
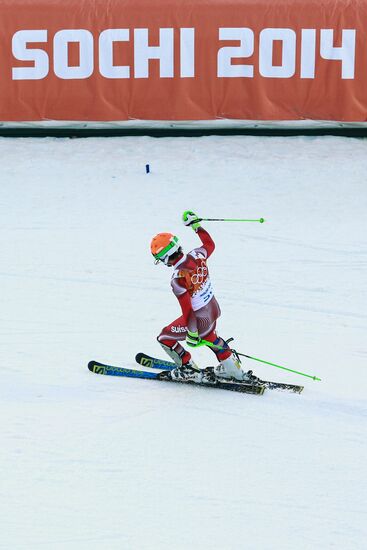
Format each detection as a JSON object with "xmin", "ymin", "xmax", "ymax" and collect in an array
[{"xmin": 157, "ymin": 228, "xmax": 232, "ymax": 366}]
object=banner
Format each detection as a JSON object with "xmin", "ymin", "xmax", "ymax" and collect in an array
[{"xmin": 0, "ymin": 0, "xmax": 366, "ymax": 122}]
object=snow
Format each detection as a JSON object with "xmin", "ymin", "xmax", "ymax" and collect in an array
[{"xmin": 1, "ymin": 135, "xmax": 366, "ymax": 549}]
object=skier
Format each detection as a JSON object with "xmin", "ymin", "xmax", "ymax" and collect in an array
[{"xmin": 150, "ymin": 210, "xmax": 258, "ymax": 383}]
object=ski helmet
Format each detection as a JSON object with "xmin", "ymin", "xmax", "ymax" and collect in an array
[{"xmin": 150, "ymin": 233, "xmax": 181, "ymax": 265}]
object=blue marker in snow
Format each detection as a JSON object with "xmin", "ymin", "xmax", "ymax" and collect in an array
[{"xmin": 146, "ymin": 164, "xmax": 150, "ymax": 173}]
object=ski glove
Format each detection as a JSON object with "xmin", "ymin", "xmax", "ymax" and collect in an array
[
  {"xmin": 186, "ymin": 329, "xmax": 202, "ymax": 348},
  {"xmin": 182, "ymin": 210, "xmax": 201, "ymax": 232}
]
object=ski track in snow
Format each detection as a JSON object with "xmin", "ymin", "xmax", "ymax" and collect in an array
[{"xmin": 1, "ymin": 135, "xmax": 367, "ymax": 550}]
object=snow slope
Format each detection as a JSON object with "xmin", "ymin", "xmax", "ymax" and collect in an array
[{"xmin": 1, "ymin": 135, "xmax": 366, "ymax": 549}]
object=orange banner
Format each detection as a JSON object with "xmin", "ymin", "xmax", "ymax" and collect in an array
[{"xmin": 0, "ymin": 0, "xmax": 366, "ymax": 122}]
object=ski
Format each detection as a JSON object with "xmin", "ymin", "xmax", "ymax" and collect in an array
[
  {"xmin": 88, "ymin": 361, "xmax": 158, "ymax": 379},
  {"xmin": 88, "ymin": 360, "xmax": 265, "ymax": 395},
  {"xmin": 135, "ymin": 352, "xmax": 304, "ymax": 394}
]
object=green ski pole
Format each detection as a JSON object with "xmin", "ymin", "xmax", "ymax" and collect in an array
[
  {"xmin": 201, "ymin": 339, "xmax": 321, "ymax": 381},
  {"xmin": 199, "ymin": 217, "xmax": 265, "ymax": 223},
  {"xmin": 237, "ymin": 353, "xmax": 321, "ymax": 381}
]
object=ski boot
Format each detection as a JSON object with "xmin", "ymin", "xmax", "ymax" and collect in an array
[
  {"xmin": 170, "ymin": 359, "xmax": 203, "ymax": 383},
  {"xmin": 214, "ymin": 355, "xmax": 260, "ymax": 384},
  {"xmin": 240, "ymin": 370, "xmax": 260, "ymax": 384}
]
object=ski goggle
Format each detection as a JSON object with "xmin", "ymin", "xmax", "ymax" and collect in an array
[{"xmin": 153, "ymin": 236, "xmax": 180, "ymax": 264}]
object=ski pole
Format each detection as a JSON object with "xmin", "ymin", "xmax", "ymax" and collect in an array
[
  {"xmin": 236, "ymin": 353, "xmax": 321, "ymax": 381},
  {"xmin": 198, "ymin": 217, "xmax": 265, "ymax": 223},
  {"xmin": 201, "ymin": 339, "xmax": 321, "ymax": 381}
]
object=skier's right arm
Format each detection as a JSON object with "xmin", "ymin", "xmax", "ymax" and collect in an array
[{"xmin": 182, "ymin": 210, "xmax": 215, "ymax": 258}]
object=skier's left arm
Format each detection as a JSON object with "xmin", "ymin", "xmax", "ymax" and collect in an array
[
  {"xmin": 176, "ymin": 289, "xmax": 193, "ymax": 323},
  {"xmin": 178, "ymin": 292, "xmax": 201, "ymax": 347},
  {"xmin": 172, "ymin": 279, "xmax": 202, "ymax": 348}
]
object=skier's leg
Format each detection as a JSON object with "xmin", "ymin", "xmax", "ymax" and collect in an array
[
  {"xmin": 204, "ymin": 331, "xmax": 243, "ymax": 379},
  {"xmin": 204, "ymin": 332, "xmax": 232, "ymax": 361},
  {"xmin": 157, "ymin": 315, "xmax": 190, "ymax": 365},
  {"xmin": 205, "ymin": 331, "xmax": 257, "ymax": 382},
  {"xmin": 192, "ymin": 299, "xmax": 247, "ymax": 381},
  {"xmin": 157, "ymin": 318, "xmax": 201, "ymax": 381}
]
